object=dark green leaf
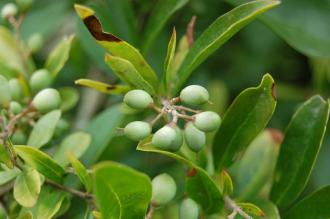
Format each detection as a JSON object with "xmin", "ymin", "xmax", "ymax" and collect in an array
[
  {"xmin": 173, "ymin": 0, "xmax": 280, "ymax": 93},
  {"xmin": 213, "ymin": 74, "xmax": 276, "ymax": 170},
  {"xmin": 75, "ymin": 79, "xmax": 130, "ymax": 95},
  {"xmin": 270, "ymin": 96, "xmax": 330, "ymax": 208},
  {"xmin": 93, "ymin": 161, "xmax": 151, "ymax": 219},
  {"xmin": 15, "ymin": 146, "xmax": 66, "ymax": 183},
  {"xmin": 68, "ymin": 153, "xmax": 91, "ymax": 192}
]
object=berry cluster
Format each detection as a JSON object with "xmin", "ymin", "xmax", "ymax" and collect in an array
[{"xmin": 122, "ymin": 85, "xmax": 221, "ymax": 152}]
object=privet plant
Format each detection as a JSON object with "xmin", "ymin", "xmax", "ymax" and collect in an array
[{"xmin": 0, "ymin": 0, "xmax": 329, "ymax": 219}]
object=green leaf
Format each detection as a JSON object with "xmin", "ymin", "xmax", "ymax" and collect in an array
[
  {"xmin": 17, "ymin": 211, "xmax": 33, "ymax": 219},
  {"xmin": 53, "ymin": 132, "xmax": 91, "ymax": 167},
  {"xmin": 93, "ymin": 161, "xmax": 151, "ymax": 219},
  {"xmin": 104, "ymin": 55, "xmax": 156, "ymax": 95},
  {"xmin": 163, "ymin": 28, "xmax": 177, "ymax": 90},
  {"xmin": 15, "ymin": 146, "xmax": 66, "ymax": 183},
  {"xmin": 14, "ymin": 168, "xmax": 41, "ymax": 208},
  {"xmin": 58, "ymin": 87, "xmax": 79, "ymax": 112},
  {"xmin": 219, "ymin": 170, "xmax": 234, "ymax": 196},
  {"xmin": 233, "ymin": 129, "xmax": 281, "ymax": 200},
  {"xmin": 68, "ymin": 153, "xmax": 91, "ymax": 192},
  {"xmin": 237, "ymin": 202, "xmax": 265, "ymax": 217},
  {"xmin": 142, "ymin": 0, "xmax": 188, "ymax": 52},
  {"xmin": 27, "ymin": 110, "xmax": 61, "ymax": 148},
  {"xmin": 0, "ymin": 168, "xmax": 20, "ymax": 185},
  {"xmin": 75, "ymin": 79, "xmax": 130, "ymax": 95},
  {"xmin": 252, "ymin": 199, "xmax": 280, "ymax": 219},
  {"xmin": 172, "ymin": 0, "xmax": 280, "ymax": 93},
  {"xmin": 0, "ymin": 143, "xmax": 14, "ymax": 169},
  {"xmin": 0, "ymin": 75, "xmax": 11, "ymax": 107},
  {"xmin": 45, "ymin": 35, "xmax": 74, "ymax": 77},
  {"xmin": 283, "ymin": 185, "xmax": 330, "ymax": 219},
  {"xmin": 74, "ymin": 5, "xmax": 158, "ymax": 90},
  {"xmin": 270, "ymin": 96, "xmax": 330, "ymax": 208},
  {"xmin": 213, "ymin": 74, "xmax": 277, "ymax": 170},
  {"xmin": 137, "ymin": 137, "xmax": 224, "ymax": 214}
]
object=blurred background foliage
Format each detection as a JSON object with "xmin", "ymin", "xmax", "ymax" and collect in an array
[{"xmin": 1, "ymin": 0, "xmax": 330, "ymax": 218}]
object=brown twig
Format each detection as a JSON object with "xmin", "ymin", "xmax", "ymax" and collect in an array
[
  {"xmin": 145, "ymin": 204, "xmax": 156, "ymax": 219},
  {"xmin": 224, "ymin": 196, "xmax": 252, "ymax": 219}
]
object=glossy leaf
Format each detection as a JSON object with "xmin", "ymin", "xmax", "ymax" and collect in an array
[
  {"xmin": 45, "ymin": 35, "xmax": 74, "ymax": 77},
  {"xmin": 284, "ymin": 185, "xmax": 330, "ymax": 219},
  {"xmin": 172, "ymin": 0, "xmax": 280, "ymax": 93},
  {"xmin": 271, "ymin": 96, "xmax": 330, "ymax": 208},
  {"xmin": 104, "ymin": 55, "xmax": 155, "ymax": 95},
  {"xmin": 27, "ymin": 110, "xmax": 61, "ymax": 148},
  {"xmin": 14, "ymin": 168, "xmax": 41, "ymax": 207},
  {"xmin": 164, "ymin": 28, "xmax": 177, "ymax": 89},
  {"xmin": 58, "ymin": 87, "xmax": 79, "ymax": 112},
  {"xmin": 93, "ymin": 161, "xmax": 151, "ymax": 219},
  {"xmin": 237, "ymin": 202, "xmax": 265, "ymax": 217},
  {"xmin": 68, "ymin": 153, "xmax": 91, "ymax": 192},
  {"xmin": 0, "ymin": 168, "xmax": 20, "ymax": 185},
  {"xmin": 142, "ymin": 0, "xmax": 188, "ymax": 52},
  {"xmin": 75, "ymin": 79, "xmax": 130, "ymax": 95},
  {"xmin": 213, "ymin": 74, "xmax": 276, "ymax": 170},
  {"xmin": 137, "ymin": 137, "xmax": 224, "ymax": 214},
  {"xmin": 53, "ymin": 132, "xmax": 91, "ymax": 167},
  {"xmin": 74, "ymin": 5, "xmax": 158, "ymax": 89},
  {"xmin": 15, "ymin": 146, "xmax": 66, "ymax": 183}
]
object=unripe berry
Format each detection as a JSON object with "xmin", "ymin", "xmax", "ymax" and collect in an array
[
  {"xmin": 9, "ymin": 78, "xmax": 22, "ymax": 101},
  {"xmin": 124, "ymin": 121, "xmax": 151, "ymax": 141},
  {"xmin": 16, "ymin": 0, "xmax": 33, "ymax": 12},
  {"xmin": 32, "ymin": 88, "xmax": 61, "ymax": 113},
  {"xmin": 0, "ymin": 75, "xmax": 11, "ymax": 107},
  {"xmin": 9, "ymin": 101, "xmax": 22, "ymax": 114},
  {"xmin": 29, "ymin": 69, "xmax": 52, "ymax": 92},
  {"xmin": 1, "ymin": 3, "xmax": 18, "ymax": 19},
  {"xmin": 152, "ymin": 125, "xmax": 177, "ymax": 150},
  {"xmin": 151, "ymin": 173, "xmax": 177, "ymax": 205},
  {"xmin": 11, "ymin": 130, "xmax": 27, "ymax": 145},
  {"xmin": 54, "ymin": 118, "xmax": 70, "ymax": 137},
  {"xmin": 169, "ymin": 126, "xmax": 183, "ymax": 152},
  {"xmin": 184, "ymin": 122, "xmax": 206, "ymax": 152},
  {"xmin": 27, "ymin": 33, "xmax": 43, "ymax": 53},
  {"xmin": 123, "ymin": 89, "xmax": 153, "ymax": 110},
  {"xmin": 179, "ymin": 198, "xmax": 199, "ymax": 219},
  {"xmin": 194, "ymin": 111, "xmax": 221, "ymax": 132},
  {"xmin": 180, "ymin": 85, "xmax": 209, "ymax": 105}
]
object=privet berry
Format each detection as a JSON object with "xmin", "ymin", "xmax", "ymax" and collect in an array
[
  {"xmin": 29, "ymin": 69, "xmax": 52, "ymax": 92},
  {"xmin": 1, "ymin": 3, "xmax": 18, "ymax": 19},
  {"xmin": 28, "ymin": 33, "xmax": 43, "ymax": 53},
  {"xmin": 152, "ymin": 125, "xmax": 177, "ymax": 150},
  {"xmin": 9, "ymin": 101, "xmax": 22, "ymax": 114},
  {"xmin": 11, "ymin": 130, "xmax": 27, "ymax": 145},
  {"xmin": 124, "ymin": 121, "xmax": 151, "ymax": 141},
  {"xmin": 0, "ymin": 75, "xmax": 11, "ymax": 107},
  {"xmin": 180, "ymin": 85, "xmax": 209, "ymax": 105},
  {"xmin": 184, "ymin": 122, "xmax": 206, "ymax": 152},
  {"xmin": 151, "ymin": 173, "xmax": 177, "ymax": 205},
  {"xmin": 9, "ymin": 78, "xmax": 22, "ymax": 101},
  {"xmin": 179, "ymin": 198, "xmax": 199, "ymax": 219},
  {"xmin": 194, "ymin": 111, "xmax": 221, "ymax": 132},
  {"xmin": 32, "ymin": 88, "xmax": 61, "ymax": 113},
  {"xmin": 169, "ymin": 126, "xmax": 183, "ymax": 152},
  {"xmin": 123, "ymin": 89, "xmax": 153, "ymax": 110}
]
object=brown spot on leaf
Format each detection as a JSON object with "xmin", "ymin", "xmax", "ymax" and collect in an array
[
  {"xmin": 271, "ymin": 82, "xmax": 277, "ymax": 101},
  {"xmin": 106, "ymin": 85, "xmax": 116, "ymax": 90},
  {"xmin": 83, "ymin": 15, "xmax": 122, "ymax": 42},
  {"xmin": 187, "ymin": 168, "xmax": 197, "ymax": 177},
  {"xmin": 268, "ymin": 128, "xmax": 283, "ymax": 144},
  {"xmin": 186, "ymin": 16, "xmax": 196, "ymax": 48}
]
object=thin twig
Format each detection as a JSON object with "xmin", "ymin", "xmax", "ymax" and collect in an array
[
  {"xmin": 224, "ymin": 196, "xmax": 252, "ymax": 219},
  {"xmin": 145, "ymin": 204, "xmax": 156, "ymax": 219},
  {"xmin": 174, "ymin": 105, "xmax": 201, "ymax": 114}
]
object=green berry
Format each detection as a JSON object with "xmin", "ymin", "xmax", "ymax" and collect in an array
[
  {"xmin": 28, "ymin": 33, "xmax": 43, "ymax": 53},
  {"xmin": 16, "ymin": 0, "xmax": 33, "ymax": 11},
  {"xmin": 180, "ymin": 85, "xmax": 209, "ymax": 105},
  {"xmin": 9, "ymin": 78, "xmax": 22, "ymax": 101},
  {"xmin": 194, "ymin": 111, "xmax": 221, "ymax": 132},
  {"xmin": 152, "ymin": 125, "xmax": 177, "ymax": 150},
  {"xmin": 124, "ymin": 121, "xmax": 151, "ymax": 141},
  {"xmin": 54, "ymin": 118, "xmax": 70, "ymax": 137},
  {"xmin": 29, "ymin": 69, "xmax": 52, "ymax": 92},
  {"xmin": 11, "ymin": 130, "xmax": 27, "ymax": 145},
  {"xmin": 169, "ymin": 126, "xmax": 183, "ymax": 152},
  {"xmin": 0, "ymin": 75, "xmax": 11, "ymax": 107},
  {"xmin": 184, "ymin": 122, "xmax": 206, "ymax": 152},
  {"xmin": 32, "ymin": 88, "xmax": 61, "ymax": 113},
  {"xmin": 151, "ymin": 173, "xmax": 177, "ymax": 205},
  {"xmin": 1, "ymin": 3, "xmax": 18, "ymax": 19},
  {"xmin": 179, "ymin": 198, "xmax": 199, "ymax": 219},
  {"xmin": 9, "ymin": 101, "xmax": 22, "ymax": 114},
  {"xmin": 123, "ymin": 89, "xmax": 153, "ymax": 110}
]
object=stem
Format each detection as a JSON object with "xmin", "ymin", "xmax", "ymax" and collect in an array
[
  {"xmin": 149, "ymin": 104, "xmax": 162, "ymax": 113},
  {"xmin": 224, "ymin": 196, "xmax": 252, "ymax": 219},
  {"xmin": 177, "ymin": 113, "xmax": 194, "ymax": 121},
  {"xmin": 150, "ymin": 112, "xmax": 165, "ymax": 127},
  {"xmin": 174, "ymin": 105, "xmax": 201, "ymax": 114},
  {"xmin": 145, "ymin": 204, "xmax": 156, "ymax": 219}
]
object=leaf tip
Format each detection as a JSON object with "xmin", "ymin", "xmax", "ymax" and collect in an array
[{"xmin": 74, "ymin": 4, "xmax": 94, "ymax": 19}]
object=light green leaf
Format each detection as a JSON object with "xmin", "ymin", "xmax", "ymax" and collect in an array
[
  {"xmin": 219, "ymin": 170, "xmax": 234, "ymax": 196},
  {"xmin": 45, "ymin": 35, "xmax": 74, "ymax": 77},
  {"xmin": 17, "ymin": 211, "xmax": 33, "ymax": 219},
  {"xmin": 137, "ymin": 137, "xmax": 224, "ymax": 214},
  {"xmin": 58, "ymin": 87, "xmax": 79, "ymax": 112},
  {"xmin": 164, "ymin": 28, "xmax": 177, "ymax": 90},
  {"xmin": 252, "ymin": 199, "xmax": 280, "ymax": 219},
  {"xmin": 14, "ymin": 168, "xmax": 41, "ymax": 207},
  {"xmin": 75, "ymin": 79, "xmax": 130, "ymax": 95},
  {"xmin": 284, "ymin": 185, "xmax": 330, "ymax": 219},
  {"xmin": 74, "ymin": 5, "xmax": 158, "ymax": 90},
  {"xmin": 142, "ymin": 0, "xmax": 188, "ymax": 52},
  {"xmin": 93, "ymin": 161, "xmax": 151, "ymax": 219},
  {"xmin": 172, "ymin": 0, "xmax": 280, "ymax": 93},
  {"xmin": 237, "ymin": 202, "xmax": 265, "ymax": 217},
  {"xmin": 0, "ymin": 168, "xmax": 20, "ymax": 185},
  {"xmin": 0, "ymin": 143, "xmax": 14, "ymax": 169},
  {"xmin": 68, "ymin": 153, "xmax": 91, "ymax": 192},
  {"xmin": 270, "ymin": 96, "xmax": 330, "ymax": 208},
  {"xmin": 213, "ymin": 74, "xmax": 277, "ymax": 170},
  {"xmin": 15, "ymin": 146, "xmax": 66, "ymax": 183},
  {"xmin": 104, "ymin": 55, "xmax": 156, "ymax": 95},
  {"xmin": 0, "ymin": 75, "xmax": 11, "ymax": 107},
  {"xmin": 27, "ymin": 110, "xmax": 61, "ymax": 148},
  {"xmin": 53, "ymin": 132, "xmax": 91, "ymax": 167}
]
